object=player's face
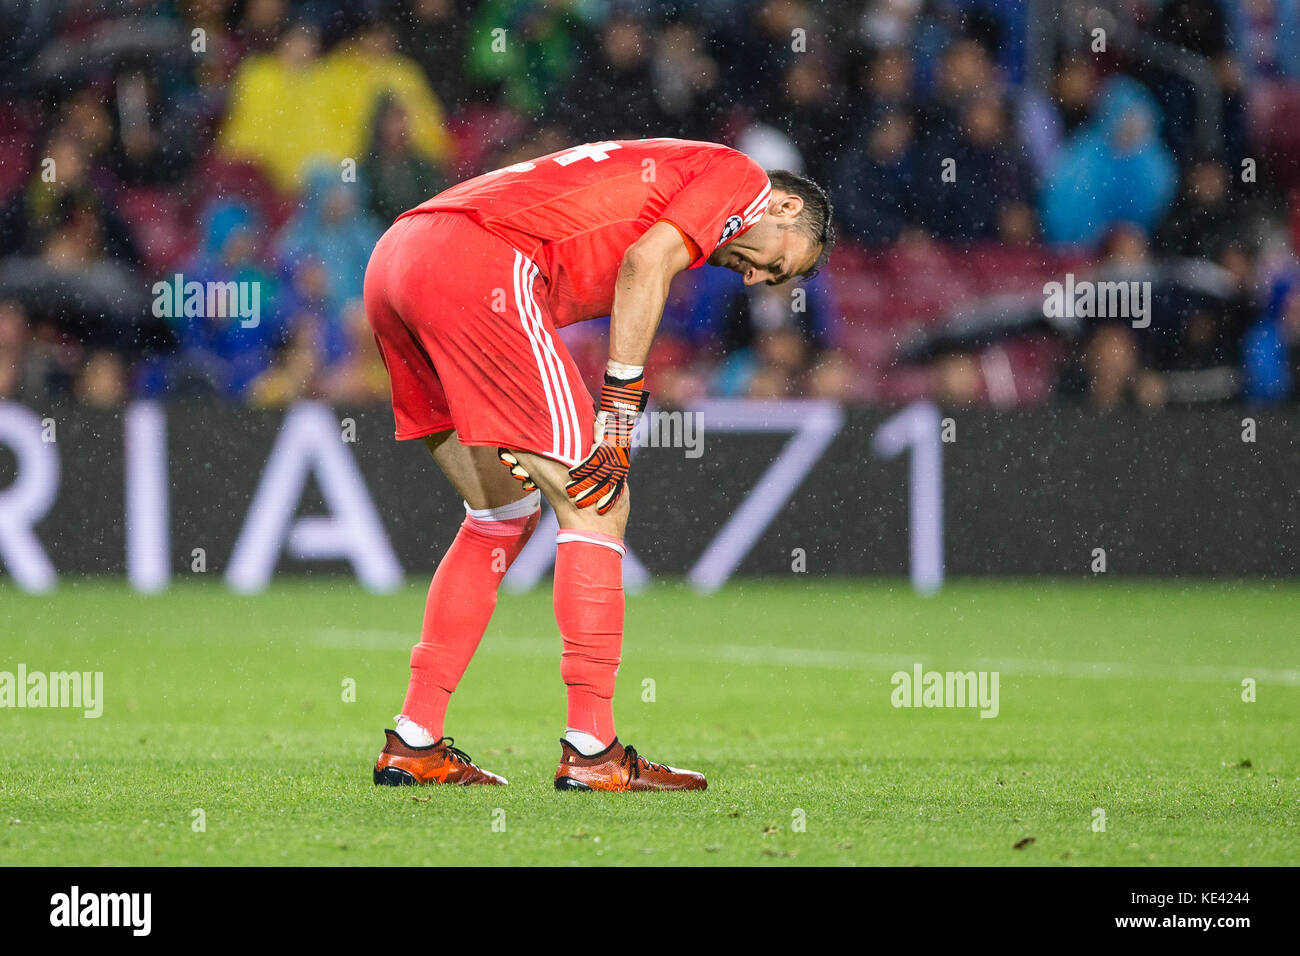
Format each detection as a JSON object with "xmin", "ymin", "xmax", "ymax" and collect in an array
[{"xmin": 708, "ymin": 201, "xmax": 821, "ymax": 287}]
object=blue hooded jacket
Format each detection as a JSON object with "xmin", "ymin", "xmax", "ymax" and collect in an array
[
  {"xmin": 1041, "ymin": 76, "xmax": 1178, "ymax": 246},
  {"xmin": 276, "ymin": 162, "xmax": 382, "ymax": 316}
]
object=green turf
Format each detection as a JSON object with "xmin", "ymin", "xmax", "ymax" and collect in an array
[{"xmin": 0, "ymin": 579, "xmax": 1296, "ymax": 866}]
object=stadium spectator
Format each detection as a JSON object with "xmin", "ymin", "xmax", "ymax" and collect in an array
[
  {"xmin": 1229, "ymin": 0, "xmax": 1300, "ymax": 81},
  {"xmin": 236, "ymin": 0, "xmax": 295, "ymax": 53},
  {"xmin": 833, "ymin": 107, "xmax": 927, "ymax": 243},
  {"xmin": 1154, "ymin": 158, "xmax": 1245, "ymax": 260},
  {"xmin": 248, "ymin": 311, "xmax": 325, "ymax": 406},
  {"xmin": 708, "ymin": 278, "xmax": 841, "ymax": 398},
  {"xmin": 929, "ymin": 349, "xmax": 985, "ymax": 406},
  {"xmin": 1142, "ymin": 240, "xmax": 1257, "ymax": 405},
  {"xmin": 364, "ymin": 94, "xmax": 447, "ymax": 226},
  {"xmin": 275, "ymin": 163, "xmax": 381, "ymax": 314},
  {"xmin": 650, "ymin": 18, "xmax": 720, "ymax": 141},
  {"xmin": 400, "ymin": 0, "xmax": 478, "ymax": 109},
  {"xmin": 277, "ymin": 253, "xmax": 347, "ymax": 361},
  {"xmin": 108, "ymin": 69, "xmax": 206, "ymax": 188},
  {"xmin": 1242, "ymin": 271, "xmax": 1300, "ymax": 401},
  {"xmin": 464, "ymin": 0, "xmax": 594, "ymax": 115},
  {"xmin": 1150, "ymin": 0, "xmax": 1247, "ymax": 161},
  {"xmin": 219, "ymin": 18, "xmax": 453, "ymax": 192},
  {"xmin": 952, "ymin": 0, "xmax": 1028, "ymax": 84},
  {"xmin": 859, "ymin": 0, "xmax": 927, "ymax": 49},
  {"xmin": 736, "ymin": 121, "xmax": 806, "ymax": 174},
  {"xmin": 921, "ymin": 90, "xmax": 1037, "ymax": 242},
  {"xmin": 915, "ymin": 36, "xmax": 999, "ymax": 143},
  {"xmin": 1041, "ymin": 76, "xmax": 1178, "ymax": 247},
  {"xmin": 173, "ymin": 2, "xmax": 246, "ymax": 141},
  {"xmin": 17, "ymin": 114, "xmax": 143, "ymax": 269},
  {"xmin": 1018, "ymin": 51, "xmax": 1101, "ymax": 179},
  {"xmin": 556, "ymin": 14, "xmax": 665, "ymax": 140},
  {"xmin": 807, "ymin": 345, "xmax": 853, "ymax": 399},
  {"xmin": 217, "ymin": 19, "xmax": 323, "ymax": 191},
  {"xmin": 312, "ymin": 20, "xmax": 454, "ymax": 177},
  {"xmin": 857, "ymin": 0, "xmax": 951, "ymax": 93},
  {"xmin": 855, "ymin": 44, "xmax": 918, "ymax": 115},
  {"xmin": 710, "ymin": 0, "xmax": 818, "ymax": 113},
  {"xmin": 1077, "ymin": 227, "xmax": 1165, "ymax": 408},
  {"xmin": 320, "ymin": 300, "xmax": 394, "ymax": 404},
  {"xmin": 163, "ymin": 201, "xmax": 283, "ymax": 399},
  {"xmin": 767, "ymin": 56, "xmax": 845, "ymax": 189}
]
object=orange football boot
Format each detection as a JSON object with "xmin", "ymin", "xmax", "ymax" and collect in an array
[
  {"xmin": 553, "ymin": 738, "xmax": 707, "ymax": 792},
  {"xmin": 373, "ymin": 730, "xmax": 507, "ymax": 786}
]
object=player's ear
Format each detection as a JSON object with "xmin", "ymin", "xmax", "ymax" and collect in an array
[{"xmin": 771, "ymin": 192, "xmax": 804, "ymax": 220}]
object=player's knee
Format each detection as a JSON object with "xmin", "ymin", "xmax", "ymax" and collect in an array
[
  {"xmin": 461, "ymin": 491, "xmax": 543, "ymax": 567},
  {"xmin": 558, "ymin": 484, "xmax": 630, "ymax": 537}
]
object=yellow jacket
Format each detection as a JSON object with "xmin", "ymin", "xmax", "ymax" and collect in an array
[{"xmin": 219, "ymin": 46, "xmax": 452, "ymax": 192}]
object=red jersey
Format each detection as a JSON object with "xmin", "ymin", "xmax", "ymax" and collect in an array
[{"xmin": 397, "ymin": 138, "xmax": 771, "ymax": 328}]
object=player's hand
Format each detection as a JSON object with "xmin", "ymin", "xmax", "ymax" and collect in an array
[
  {"xmin": 498, "ymin": 449, "xmax": 537, "ymax": 491},
  {"xmin": 566, "ymin": 373, "xmax": 648, "ymax": 514}
]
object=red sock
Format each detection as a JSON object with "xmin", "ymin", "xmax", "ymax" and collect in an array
[
  {"xmin": 554, "ymin": 530, "xmax": 625, "ymax": 746},
  {"xmin": 400, "ymin": 498, "xmax": 540, "ymax": 739}
]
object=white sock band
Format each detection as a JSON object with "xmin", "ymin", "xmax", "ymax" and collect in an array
[
  {"xmin": 465, "ymin": 490, "xmax": 541, "ymax": 521},
  {"xmin": 555, "ymin": 530, "xmax": 626, "ymax": 556}
]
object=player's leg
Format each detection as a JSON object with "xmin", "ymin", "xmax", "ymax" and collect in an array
[
  {"xmin": 392, "ymin": 434, "xmax": 540, "ymax": 754},
  {"xmin": 426, "ymin": 429, "xmax": 533, "ymax": 512},
  {"xmin": 502, "ymin": 450, "xmax": 705, "ymax": 792},
  {"xmin": 498, "ymin": 451, "xmax": 628, "ymax": 746},
  {"xmin": 365, "ymin": 215, "xmax": 533, "ymax": 786}
]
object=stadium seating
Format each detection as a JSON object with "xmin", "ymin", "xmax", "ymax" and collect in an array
[{"xmin": 827, "ymin": 240, "xmax": 1091, "ymax": 403}]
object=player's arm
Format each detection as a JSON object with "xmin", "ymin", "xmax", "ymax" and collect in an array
[
  {"xmin": 608, "ymin": 220, "xmax": 693, "ymax": 367},
  {"xmin": 565, "ymin": 221, "xmax": 691, "ymax": 513}
]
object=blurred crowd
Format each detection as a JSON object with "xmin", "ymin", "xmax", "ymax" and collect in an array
[{"xmin": 1, "ymin": 0, "xmax": 1300, "ymax": 410}]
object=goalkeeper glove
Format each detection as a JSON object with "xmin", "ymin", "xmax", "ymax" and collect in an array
[
  {"xmin": 497, "ymin": 449, "xmax": 537, "ymax": 490},
  {"xmin": 565, "ymin": 371, "xmax": 648, "ymax": 514}
]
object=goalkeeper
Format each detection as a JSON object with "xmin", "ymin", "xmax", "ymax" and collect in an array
[{"xmin": 363, "ymin": 138, "xmax": 833, "ymax": 792}]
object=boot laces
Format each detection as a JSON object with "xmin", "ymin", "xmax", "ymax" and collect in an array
[
  {"xmin": 435, "ymin": 737, "xmax": 474, "ymax": 765},
  {"xmin": 620, "ymin": 745, "xmax": 668, "ymax": 779}
]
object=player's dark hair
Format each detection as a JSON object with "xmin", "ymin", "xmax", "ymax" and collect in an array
[{"xmin": 766, "ymin": 169, "xmax": 836, "ymax": 277}]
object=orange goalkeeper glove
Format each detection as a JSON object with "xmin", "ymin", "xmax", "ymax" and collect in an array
[{"xmin": 565, "ymin": 372, "xmax": 648, "ymax": 514}]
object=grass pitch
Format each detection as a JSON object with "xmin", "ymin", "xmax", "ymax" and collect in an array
[{"xmin": 1, "ymin": 579, "xmax": 1296, "ymax": 866}]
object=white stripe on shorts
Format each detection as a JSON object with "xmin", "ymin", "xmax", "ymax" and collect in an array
[
  {"xmin": 512, "ymin": 251, "xmax": 563, "ymax": 460},
  {"xmin": 513, "ymin": 251, "xmax": 582, "ymax": 464}
]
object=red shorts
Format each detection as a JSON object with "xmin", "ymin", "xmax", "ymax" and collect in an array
[{"xmin": 363, "ymin": 211, "xmax": 594, "ymax": 467}]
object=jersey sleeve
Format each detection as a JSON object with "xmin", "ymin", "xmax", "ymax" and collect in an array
[{"xmin": 656, "ymin": 150, "xmax": 772, "ymax": 269}]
